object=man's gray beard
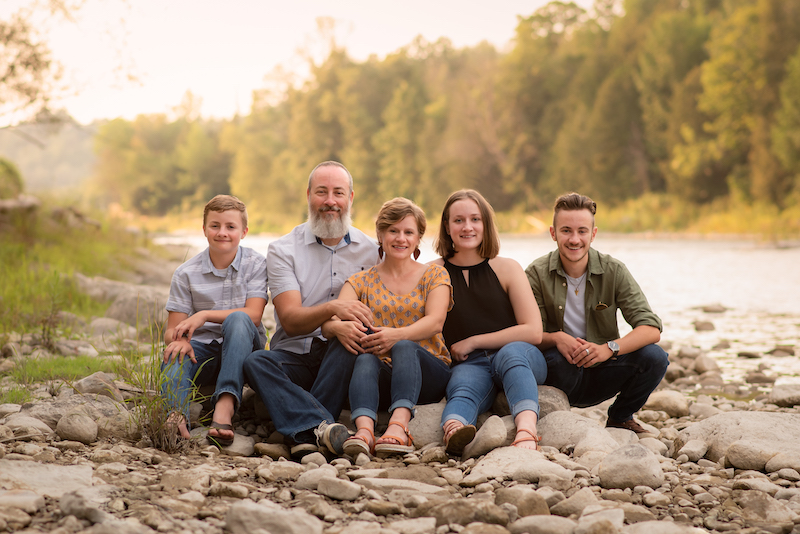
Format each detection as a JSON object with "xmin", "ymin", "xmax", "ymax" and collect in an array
[{"xmin": 308, "ymin": 206, "xmax": 352, "ymax": 240}]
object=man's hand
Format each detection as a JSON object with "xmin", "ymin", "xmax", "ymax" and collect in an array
[
  {"xmin": 571, "ymin": 339, "xmax": 614, "ymax": 368},
  {"xmin": 550, "ymin": 331, "xmax": 582, "ymax": 364},
  {"xmin": 163, "ymin": 339, "xmax": 196, "ymax": 365},
  {"xmin": 329, "ymin": 300, "xmax": 373, "ymax": 328},
  {"xmin": 329, "ymin": 320, "xmax": 369, "ymax": 355},
  {"xmin": 172, "ymin": 312, "xmax": 207, "ymax": 342}
]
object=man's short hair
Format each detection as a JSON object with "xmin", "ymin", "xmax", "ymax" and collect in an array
[
  {"xmin": 434, "ymin": 189, "xmax": 500, "ymax": 259},
  {"xmin": 204, "ymin": 194, "xmax": 248, "ymax": 228},
  {"xmin": 553, "ymin": 192, "xmax": 597, "ymax": 226},
  {"xmin": 307, "ymin": 161, "xmax": 353, "ymax": 193},
  {"xmin": 376, "ymin": 197, "xmax": 426, "ymax": 238}
]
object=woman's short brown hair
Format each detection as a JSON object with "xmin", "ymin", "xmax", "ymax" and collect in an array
[
  {"xmin": 204, "ymin": 195, "xmax": 248, "ymax": 228},
  {"xmin": 375, "ymin": 197, "xmax": 426, "ymax": 238},
  {"xmin": 434, "ymin": 189, "xmax": 500, "ymax": 259}
]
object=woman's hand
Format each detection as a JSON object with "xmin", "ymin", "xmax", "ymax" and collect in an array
[
  {"xmin": 361, "ymin": 326, "xmax": 401, "ymax": 355},
  {"xmin": 449, "ymin": 337, "xmax": 477, "ymax": 362}
]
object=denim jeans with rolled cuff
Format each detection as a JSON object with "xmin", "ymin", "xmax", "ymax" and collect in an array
[
  {"xmin": 441, "ymin": 341, "xmax": 547, "ymax": 427},
  {"xmin": 161, "ymin": 311, "xmax": 262, "ymax": 423},
  {"xmin": 349, "ymin": 339, "xmax": 452, "ymax": 424},
  {"xmin": 541, "ymin": 342, "xmax": 669, "ymax": 422},
  {"xmin": 243, "ymin": 337, "xmax": 357, "ymax": 445}
]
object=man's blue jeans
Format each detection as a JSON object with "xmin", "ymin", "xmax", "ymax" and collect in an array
[
  {"xmin": 541, "ymin": 343, "xmax": 669, "ymax": 422},
  {"xmin": 243, "ymin": 337, "xmax": 357, "ymax": 443},
  {"xmin": 441, "ymin": 341, "xmax": 548, "ymax": 426},
  {"xmin": 161, "ymin": 311, "xmax": 262, "ymax": 422},
  {"xmin": 349, "ymin": 340, "xmax": 452, "ymax": 422}
]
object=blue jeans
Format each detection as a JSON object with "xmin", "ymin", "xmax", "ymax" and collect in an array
[
  {"xmin": 441, "ymin": 342, "xmax": 548, "ymax": 426},
  {"xmin": 349, "ymin": 340, "xmax": 452, "ymax": 422},
  {"xmin": 243, "ymin": 337, "xmax": 357, "ymax": 443},
  {"xmin": 541, "ymin": 343, "xmax": 669, "ymax": 421},
  {"xmin": 161, "ymin": 311, "xmax": 262, "ymax": 422}
]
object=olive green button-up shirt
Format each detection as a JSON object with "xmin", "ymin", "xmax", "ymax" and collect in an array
[{"xmin": 525, "ymin": 248, "xmax": 662, "ymax": 344}]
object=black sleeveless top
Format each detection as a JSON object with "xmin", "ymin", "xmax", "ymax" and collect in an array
[{"xmin": 442, "ymin": 258, "xmax": 517, "ymax": 347}]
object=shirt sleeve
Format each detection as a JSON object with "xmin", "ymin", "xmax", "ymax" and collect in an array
[
  {"xmin": 424, "ymin": 264, "xmax": 454, "ymax": 312},
  {"xmin": 614, "ymin": 262, "xmax": 663, "ymax": 332},
  {"xmin": 165, "ymin": 267, "xmax": 193, "ymax": 315},
  {"xmin": 526, "ymin": 263, "xmax": 549, "ymax": 332},
  {"xmin": 266, "ymin": 240, "xmax": 299, "ymax": 299},
  {"xmin": 245, "ymin": 252, "xmax": 269, "ymax": 301}
]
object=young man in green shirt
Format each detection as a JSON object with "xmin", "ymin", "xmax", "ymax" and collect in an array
[{"xmin": 526, "ymin": 192, "xmax": 668, "ymax": 435}]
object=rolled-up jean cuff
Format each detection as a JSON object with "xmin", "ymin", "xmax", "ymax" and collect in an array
[
  {"xmin": 211, "ymin": 388, "xmax": 241, "ymax": 412},
  {"xmin": 350, "ymin": 408, "xmax": 378, "ymax": 422},
  {"xmin": 441, "ymin": 413, "xmax": 469, "ymax": 427},
  {"xmin": 388, "ymin": 400, "xmax": 416, "ymax": 418},
  {"xmin": 511, "ymin": 400, "xmax": 540, "ymax": 419}
]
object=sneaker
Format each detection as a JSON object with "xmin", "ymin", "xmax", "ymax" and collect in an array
[
  {"xmin": 314, "ymin": 422, "xmax": 351, "ymax": 456},
  {"xmin": 605, "ymin": 418, "xmax": 658, "ymax": 438}
]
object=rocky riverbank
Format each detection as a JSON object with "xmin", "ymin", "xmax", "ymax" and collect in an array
[{"xmin": 2, "ymin": 259, "xmax": 800, "ymax": 534}]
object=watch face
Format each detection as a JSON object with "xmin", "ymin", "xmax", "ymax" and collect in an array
[{"xmin": 608, "ymin": 341, "xmax": 619, "ymax": 352}]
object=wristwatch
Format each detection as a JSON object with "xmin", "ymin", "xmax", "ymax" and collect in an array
[{"xmin": 607, "ymin": 341, "xmax": 620, "ymax": 357}]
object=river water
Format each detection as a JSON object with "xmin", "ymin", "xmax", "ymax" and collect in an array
[{"xmin": 154, "ymin": 232, "xmax": 800, "ymax": 386}]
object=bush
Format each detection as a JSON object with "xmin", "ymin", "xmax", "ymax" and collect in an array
[{"xmin": 0, "ymin": 158, "xmax": 24, "ymax": 199}]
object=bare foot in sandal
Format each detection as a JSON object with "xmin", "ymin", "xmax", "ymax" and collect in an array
[
  {"xmin": 166, "ymin": 412, "xmax": 191, "ymax": 439},
  {"xmin": 443, "ymin": 419, "xmax": 476, "ymax": 455},
  {"xmin": 207, "ymin": 393, "xmax": 236, "ymax": 445},
  {"xmin": 512, "ymin": 410, "xmax": 541, "ymax": 451}
]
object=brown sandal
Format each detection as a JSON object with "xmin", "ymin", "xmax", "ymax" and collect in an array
[
  {"xmin": 512, "ymin": 428, "xmax": 542, "ymax": 451},
  {"xmin": 375, "ymin": 422, "xmax": 414, "ymax": 456},
  {"xmin": 444, "ymin": 422, "xmax": 476, "ymax": 456},
  {"xmin": 343, "ymin": 427, "xmax": 375, "ymax": 457}
]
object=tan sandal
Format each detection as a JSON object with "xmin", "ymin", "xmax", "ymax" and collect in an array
[
  {"xmin": 512, "ymin": 428, "xmax": 542, "ymax": 451},
  {"xmin": 375, "ymin": 422, "xmax": 415, "ymax": 456},
  {"xmin": 444, "ymin": 422, "xmax": 476, "ymax": 456},
  {"xmin": 343, "ymin": 427, "xmax": 375, "ymax": 457}
]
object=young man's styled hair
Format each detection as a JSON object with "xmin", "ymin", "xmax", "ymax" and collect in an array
[
  {"xmin": 204, "ymin": 195, "xmax": 248, "ymax": 228},
  {"xmin": 434, "ymin": 189, "xmax": 500, "ymax": 260},
  {"xmin": 553, "ymin": 192, "xmax": 597, "ymax": 226}
]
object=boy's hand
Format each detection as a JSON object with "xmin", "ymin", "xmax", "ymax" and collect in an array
[
  {"xmin": 163, "ymin": 339, "xmax": 196, "ymax": 364},
  {"xmin": 172, "ymin": 312, "xmax": 207, "ymax": 342}
]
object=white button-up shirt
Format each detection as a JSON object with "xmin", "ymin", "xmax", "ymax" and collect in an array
[{"xmin": 267, "ymin": 223, "xmax": 378, "ymax": 354}]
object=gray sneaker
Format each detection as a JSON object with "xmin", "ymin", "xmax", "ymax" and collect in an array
[{"xmin": 314, "ymin": 422, "xmax": 351, "ymax": 456}]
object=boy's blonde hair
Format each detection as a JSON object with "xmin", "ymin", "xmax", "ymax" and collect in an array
[{"xmin": 203, "ymin": 195, "xmax": 248, "ymax": 228}]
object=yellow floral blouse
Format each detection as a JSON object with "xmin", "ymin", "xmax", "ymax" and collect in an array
[{"xmin": 346, "ymin": 264, "xmax": 453, "ymax": 365}]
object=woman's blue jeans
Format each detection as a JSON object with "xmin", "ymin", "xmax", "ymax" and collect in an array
[
  {"xmin": 541, "ymin": 343, "xmax": 669, "ymax": 422},
  {"xmin": 349, "ymin": 339, "xmax": 452, "ymax": 422},
  {"xmin": 161, "ymin": 311, "xmax": 262, "ymax": 422},
  {"xmin": 441, "ymin": 341, "xmax": 548, "ymax": 426}
]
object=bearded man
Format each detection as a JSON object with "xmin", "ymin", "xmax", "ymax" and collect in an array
[{"xmin": 244, "ymin": 161, "xmax": 379, "ymax": 459}]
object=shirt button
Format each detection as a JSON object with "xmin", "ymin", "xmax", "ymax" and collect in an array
[
  {"xmin": 330, "ymin": 293, "xmax": 334, "ymax": 297},
  {"xmin": 333, "ymin": 272, "xmax": 336, "ymax": 276},
  {"xmin": 558, "ymin": 306, "xmax": 563, "ymax": 310},
  {"xmin": 562, "ymin": 282, "xmax": 566, "ymax": 287}
]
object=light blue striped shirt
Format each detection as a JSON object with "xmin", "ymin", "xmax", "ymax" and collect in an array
[{"xmin": 166, "ymin": 246, "xmax": 268, "ymax": 346}]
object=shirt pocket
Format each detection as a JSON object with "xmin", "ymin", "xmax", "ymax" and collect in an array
[{"xmin": 591, "ymin": 306, "xmax": 618, "ymax": 339}]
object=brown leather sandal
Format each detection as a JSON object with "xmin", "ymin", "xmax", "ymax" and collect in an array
[
  {"xmin": 511, "ymin": 428, "xmax": 542, "ymax": 451},
  {"xmin": 444, "ymin": 422, "xmax": 476, "ymax": 456},
  {"xmin": 343, "ymin": 427, "xmax": 375, "ymax": 457},
  {"xmin": 375, "ymin": 422, "xmax": 415, "ymax": 456}
]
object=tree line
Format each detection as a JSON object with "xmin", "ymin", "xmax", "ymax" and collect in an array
[{"xmin": 85, "ymin": 0, "xmax": 800, "ymax": 230}]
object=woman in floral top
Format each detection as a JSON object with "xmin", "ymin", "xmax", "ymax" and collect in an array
[{"xmin": 323, "ymin": 197, "xmax": 452, "ymax": 457}]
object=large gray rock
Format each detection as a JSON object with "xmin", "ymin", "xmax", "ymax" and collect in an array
[
  {"xmin": 597, "ymin": 444, "xmax": 665, "ymax": 489},
  {"xmin": 463, "ymin": 415, "xmax": 509, "ymax": 459},
  {"xmin": 73, "ymin": 372, "xmax": 125, "ymax": 403},
  {"xmin": 622, "ymin": 521, "xmax": 707, "ymax": 533},
  {"xmin": 56, "ymin": 411, "xmax": 98, "ymax": 444},
  {"xmin": 0, "ymin": 460, "xmax": 93, "ymax": 498},
  {"xmin": 674, "ymin": 412, "xmax": 800, "ymax": 465},
  {"xmin": 226, "ymin": 498, "xmax": 323, "ymax": 534},
  {"xmin": 538, "ymin": 411, "xmax": 620, "ymax": 456},
  {"xmin": 408, "ymin": 400, "xmax": 445, "ymax": 448},
  {"xmin": 508, "ymin": 515, "xmax": 577, "ymax": 534},
  {"xmin": 18, "ymin": 394, "xmax": 128, "ymax": 431},
  {"xmin": 644, "ymin": 390, "xmax": 689, "ymax": 417},
  {"xmin": 104, "ymin": 287, "xmax": 169, "ymax": 330},
  {"xmin": 769, "ymin": 384, "xmax": 800, "ymax": 407}
]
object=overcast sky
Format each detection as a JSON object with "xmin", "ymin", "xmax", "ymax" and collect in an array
[{"xmin": 4, "ymin": 0, "xmax": 594, "ymax": 124}]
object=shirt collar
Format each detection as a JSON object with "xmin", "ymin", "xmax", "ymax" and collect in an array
[
  {"xmin": 303, "ymin": 222, "xmax": 354, "ymax": 247},
  {"xmin": 200, "ymin": 246, "xmax": 242, "ymax": 274}
]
